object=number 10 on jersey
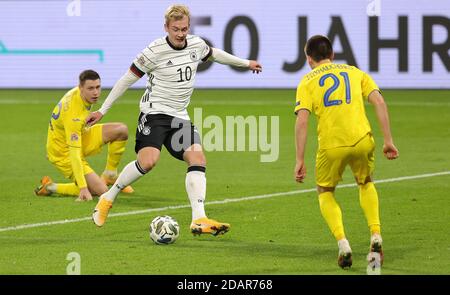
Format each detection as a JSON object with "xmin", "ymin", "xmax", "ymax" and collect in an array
[{"xmin": 177, "ymin": 66, "xmax": 192, "ymax": 82}]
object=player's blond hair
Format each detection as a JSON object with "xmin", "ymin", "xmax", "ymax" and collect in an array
[{"xmin": 165, "ymin": 4, "xmax": 190, "ymax": 25}]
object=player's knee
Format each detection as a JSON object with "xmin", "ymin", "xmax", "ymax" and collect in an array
[
  {"xmin": 138, "ymin": 158, "xmax": 157, "ymax": 171},
  {"xmin": 91, "ymin": 184, "xmax": 108, "ymax": 196},
  {"xmin": 104, "ymin": 123, "xmax": 129, "ymax": 143},
  {"xmin": 116, "ymin": 123, "xmax": 129, "ymax": 141},
  {"xmin": 137, "ymin": 147, "xmax": 160, "ymax": 172},
  {"xmin": 356, "ymin": 175, "xmax": 372, "ymax": 185},
  {"xmin": 185, "ymin": 152, "xmax": 206, "ymax": 167},
  {"xmin": 195, "ymin": 154, "xmax": 206, "ymax": 166},
  {"xmin": 317, "ymin": 185, "xmax": 335, "ymax": 194}
]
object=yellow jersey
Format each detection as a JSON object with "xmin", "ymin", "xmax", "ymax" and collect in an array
[
  {"xmin": 295, "ymin": 62, "xmax": 379, "ymax": 150},
  {"xmin": 46, "ymin": 87, "xmax": 93, "ymax": 188},
  {"xmin": 47, "ymin": 87, "xmax": 92, "ymax": 161}
]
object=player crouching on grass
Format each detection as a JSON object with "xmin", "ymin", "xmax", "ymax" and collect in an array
[{"xmin": 34, "ymin": 70, "xmax": 134, "ymax": 202}]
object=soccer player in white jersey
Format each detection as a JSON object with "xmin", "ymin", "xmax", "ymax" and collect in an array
[{"xmin": 86, "ymin": 4, "xmax": 262, "ymax": 235}]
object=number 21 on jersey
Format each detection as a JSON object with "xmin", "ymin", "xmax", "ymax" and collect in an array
[{"xmin": 319, "ymin": 72, "xmax": 351, "ymax": 107}]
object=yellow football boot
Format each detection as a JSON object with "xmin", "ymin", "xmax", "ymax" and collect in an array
[
  {"xmin": 190, "ymin": 217, "xmax": 230, "ymax": 236},
  {"xmin": 34, "ymin": 176, "xmax": 53, "ymax": 196},
  {"xmin": 92, "ymin": 196, "xmax": 113, "ymax": 227}
]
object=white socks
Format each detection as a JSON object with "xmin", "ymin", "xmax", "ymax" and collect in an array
[
  {"xmin": 371, "ymin": 233, "xmax": 383, "ymax": 246},
  {"xmin": 103, "ymin": 161, "xmax": 146, "ymax": 202},
  {"xmin": 185, "ymin": 167, "xmax": 207, "ymax": 221},
  {"xmin": 101, "ymin": 162, "xmax": 207, "ymax": 221},
  {"xmin": 338, "ymin": 238, "xmax": 352, "ymax": 255},
  {"xmin": 46, "ymin": 183, "xmax": 57, "ymax": 193}
]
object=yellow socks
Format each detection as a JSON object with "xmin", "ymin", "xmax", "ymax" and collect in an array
[
  {"xmin": 318, "ymin": 183, "xmax": 381, "ymax": 244},
  {"xmin": 105, "ymin": 140, "xmax": 127, "ymax": 171},
  {"xmin": 318, "ymin": 191, "xmax": 346, "ymax": 241},
  {"xmin": 359, "ymin": 182, "xmax": 381, "ymax": 235},
  {"xmin": 55, "ymin": 183, "xmax": 80, "ymax": 196}
]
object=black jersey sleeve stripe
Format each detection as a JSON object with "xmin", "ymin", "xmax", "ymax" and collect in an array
[
  {"xmin": 130, "ymin": 63, "xmax": 146, "ymax": 78},
  {"xmin": 201, "ymin": 46, "xmax": 212, "ymax": 62}
]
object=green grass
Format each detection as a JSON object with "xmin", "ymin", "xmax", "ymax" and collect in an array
[{"xmin": 0, "ymin": 89, "xmax": 449, "ymax": 274}]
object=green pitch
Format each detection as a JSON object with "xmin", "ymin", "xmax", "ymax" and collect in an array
[{"xmin": 0, "ymin": 89, "xmax": 449, "ymax": 274}]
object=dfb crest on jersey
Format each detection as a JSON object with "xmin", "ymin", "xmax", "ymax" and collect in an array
[
  {"xmin": 142, "ymin": 126, "xmax": 151, "ymax": 135},
  {"xmin": 190, "ymin": 50, "xmax": 198, "ymax": 61}
]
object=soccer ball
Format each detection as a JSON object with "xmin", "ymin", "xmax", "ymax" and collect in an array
[{"xmin": 149, "ymin": 215, "xmax": 180, "ymax": 245}]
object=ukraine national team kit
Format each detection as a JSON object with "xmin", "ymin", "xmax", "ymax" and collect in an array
[{"xmin": 295, "ymin": 63, "xmax": 380, "ymax": 187}]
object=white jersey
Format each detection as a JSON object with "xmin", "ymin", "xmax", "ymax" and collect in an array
[{"xmin": 133, "ymin": 35, "xmax": 211, "ymax": 120}]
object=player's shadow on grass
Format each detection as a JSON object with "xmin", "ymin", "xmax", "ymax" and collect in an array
[
  {"xmin": 183, "ymin": 237, "xmax": 328, "ymax": 258},
  {"xmin": 180, "ymin": 238, "xmax": 350, "ymax": 273},
  {"xmin": 36, "ymin": 193, "xmax": 78, "ymax": 199}
]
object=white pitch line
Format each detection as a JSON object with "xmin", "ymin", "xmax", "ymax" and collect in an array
[{"xmin": 0, "ymin": 170, "xmax": 449, "ymax": 233}]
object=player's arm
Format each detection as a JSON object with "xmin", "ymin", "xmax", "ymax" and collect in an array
[
  {"xmin": 68, "ymin": 147, "xmax": 92, "ymax": 201},
  {"xmin": 368, "ymin": 90, "xmax": 399, "ymax": 160},
  {"xmin": 294, "ymin": 80, "xmax": 312, "ymax": 183},
  {"xmin": 86, "ymin": 46, "xmax": 155, "ymax": 126},
  {"xmin": 362, "ymin": 71, "xmax": 399, "ymax": 160},
  {"xmin": 86, "ymin": 69, "xmax": 141, "ymax": 126},
  {"xmin": 64, "ymin": 113, "xmax": 94, "ymax": 201},
  {"xmin": 68, "ymin": 146, "xmax": 93, "ymax": 202},
  {"xmin": 295, "ymin": 109, "xmax": 309, "ymax": 182},
  {"xmin": 63, "ymin": 114, "xmax": 88, "ymax": 189},
  {"xmin": 207, "ymin": 47, "xmax": 262, "ymax": 73}
]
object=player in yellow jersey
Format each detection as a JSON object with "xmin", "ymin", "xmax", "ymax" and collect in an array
[
  {"xmin": 294, "ymin": 36, "xmax": 399, "ymax": 269},
  {"xmin": 34, "ymin": 70, "xmax": 134, "ymax": 201}
]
